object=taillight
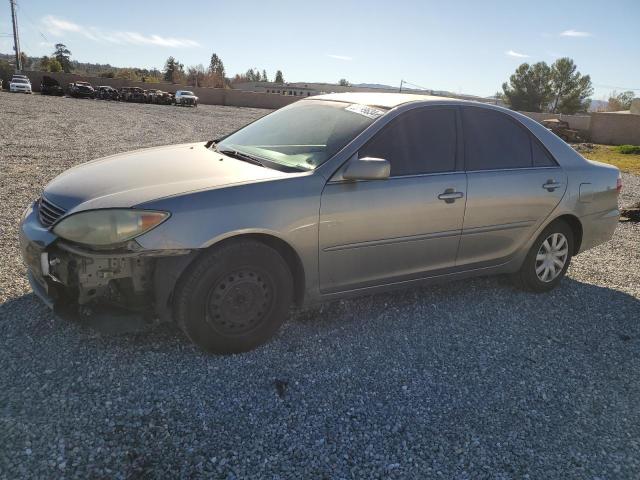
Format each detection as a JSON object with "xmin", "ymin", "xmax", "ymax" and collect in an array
[{"xmin": 616, "ymin": 176, "xmax": 623, "ymax": 193}]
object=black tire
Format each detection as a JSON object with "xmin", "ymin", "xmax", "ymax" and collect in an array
[
  {"xmin": 173, "ymin": 240, "xmax": 293, "ymax": 354},
  {"xmin": 512, "ymin": 219, "xmax": 574, "ymax": 292}
]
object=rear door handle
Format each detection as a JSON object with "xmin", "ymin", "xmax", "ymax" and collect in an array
[
  {"xmin": 542, "ymin": 180, "xmax": 563, "ymax": 191},
  {"xmin": 438, "ymin": 189, "xmax": 464, "ymax": 203}
]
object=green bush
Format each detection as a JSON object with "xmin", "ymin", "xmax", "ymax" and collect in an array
[{"xmin": 614, "ymin": 145, "xmax": 640, "ymax": 155}]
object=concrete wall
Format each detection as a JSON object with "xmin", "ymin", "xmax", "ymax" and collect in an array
[
  {"xmin": 590, "ymin": 112, "xmax": 640, "ymax": 145},
  {"xmin": 22, "ymin": 70, "xmax": 299, "ymax": 110},
  {"xmin": 519, "ymin": 111, "xmax": 591, "ymax": 134},
  {"xmin": 19, "ymin": 71, "xmax": 640, "ymax": 145}
]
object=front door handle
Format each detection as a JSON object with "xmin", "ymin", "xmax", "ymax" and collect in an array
[
  {"xmin": 438, "ymin": 189, "xmax": 464, "ymax": 204},
  {"xmin": 542, "ymin": 180, "xmax": 563, "ymax": 192}
]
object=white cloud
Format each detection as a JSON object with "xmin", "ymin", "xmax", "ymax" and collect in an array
[
  {"xmin": 560, "ymin": 29, "xmax": 592, "ymax": 37},
  {"xmin": 326, "ymin": 54, "xmax": 353, "ymax": 61},
  {"xmin": 42, "ymin": 15, "xmax": 200, "ymax": 48},
  {"xmin": 505, "ymin": 50, "xmax": 529, "ymax": 58}
]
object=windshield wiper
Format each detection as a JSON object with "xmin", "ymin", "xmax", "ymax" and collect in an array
[{"xmin": 218, "ymin": 148, "xmax": 266, "ymax": 168}]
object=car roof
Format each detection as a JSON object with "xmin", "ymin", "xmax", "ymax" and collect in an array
[{"xmin": 308, "ymin": 92, "xmax": 459, "ymax": 109}]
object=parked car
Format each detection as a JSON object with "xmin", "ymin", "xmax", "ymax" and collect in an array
[
  {"xmin": 40, "ymin": 76, "xmax": 64, "ymax": 96},
  {"xmin": 146, "ymin": 89, "xmax": 160, "ymax": 103},
  {"xmin": 9, "ymin": 76, "xmax": 32, "ymax": 93},
  {"xmin": 95, "ymin": 85, "xmax": 120, "ymax": 101},
  {"xmin": 68, "ymin": 81, "xmax": 95, "ymax": 98},
  {"xmin": 19, "ymin": 93, "xmax": 621, "ymax": 354},
  {"xmin": 122, "ymin": 87, "xmax": 146, "ymax": 103},
  {"xmin": 147, "ymin": 89, "xmax": 173, "ymax": 105},
  {"xmin": 175, "ymin": 90, "xmax": 198, "ymax": 106}
]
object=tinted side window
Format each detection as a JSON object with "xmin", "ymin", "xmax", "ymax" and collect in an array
[
  {"xmin": 532, "ymin": 139, "xmax": 557, "ymax": 167},
  {"xmin": 463, "ymin": 108, "xmax": 532, "ymax": 170},
  {"xmin": 361, "ymin": 108, "xmax": 456, "ymax": 176}
]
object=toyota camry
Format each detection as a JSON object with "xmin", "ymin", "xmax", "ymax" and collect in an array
[{"xmin": 19, "ymin": 93, "xmax": 621, "ymax": 353}]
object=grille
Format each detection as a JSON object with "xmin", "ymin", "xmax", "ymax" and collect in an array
[{"xmin": 38, "ymin": 196, "xmax": 66, "ymax": 228}]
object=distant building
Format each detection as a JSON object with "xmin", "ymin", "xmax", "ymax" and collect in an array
[{"xmin": 231, "ymin": 81, "xmax": 496, "ymax": 103}]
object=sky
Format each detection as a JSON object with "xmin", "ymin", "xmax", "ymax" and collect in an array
[{"xmin": 1, "ymin": 0, "xmax": 638, "ymax": 99}]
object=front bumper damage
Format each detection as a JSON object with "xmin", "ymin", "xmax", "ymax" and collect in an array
[{"xmin": 19, "ymin": 202, "xmax": 195, "ymax": 321}]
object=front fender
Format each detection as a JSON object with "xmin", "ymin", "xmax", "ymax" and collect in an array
[{"xmin": 135, "ymin": 173, "xmax": 326, "ymax": 303}]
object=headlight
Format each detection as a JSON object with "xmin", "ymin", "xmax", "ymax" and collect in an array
[{"xmin": 53, "ymin": 209, "xmax": 169, "ymax": 246}]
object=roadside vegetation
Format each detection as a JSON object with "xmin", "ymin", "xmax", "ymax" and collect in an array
[{"xmin": 581, "ymin": 144, "xmax": 640, "ymax": 175}]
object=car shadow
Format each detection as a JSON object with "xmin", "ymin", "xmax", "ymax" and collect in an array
[{"xmin": 1, "ymin": 275, "xmax": 638, "ymax": 356}]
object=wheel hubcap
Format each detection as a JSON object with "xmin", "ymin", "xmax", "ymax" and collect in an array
[
  {"xmin": 535, "ymin": 233, "xmax": 569, "ymax": 282},
  {"xmin": 206, "ymin": 269, "xmax": 273, "ymax": 334}
]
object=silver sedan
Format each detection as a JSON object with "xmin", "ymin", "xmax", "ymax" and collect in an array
[{"xmin": 20, "ymin": 93, "xmax": 621, "ymax": 353}]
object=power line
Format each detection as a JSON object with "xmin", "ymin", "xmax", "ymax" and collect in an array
[
  {"xmin": 399, "ymin": 79, "xmax": 436, "ymax": 94},
  {"xmin": 593, "ymin": 83, "xmax": 640, "ymax": 92},
  {"xmin": 15, "ymin": 1, "xmax": 50, "ymax": 44}
]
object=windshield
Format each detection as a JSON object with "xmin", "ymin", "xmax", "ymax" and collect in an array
[
  {"xmin": 217, "ymin": 100, "xmax": 384, "ymax": 171},
  {"xmin": 180, "ymin": 91, "xmax": 194, "ymax": 96},
  {"xmin": 12, "ymin": 78, "xmax": 28, "ymax": 84}
]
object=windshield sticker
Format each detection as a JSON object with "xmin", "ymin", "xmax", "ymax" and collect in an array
[{"xmin": 345, "ymin": 104, "xmax": 385, "ymax": 119}]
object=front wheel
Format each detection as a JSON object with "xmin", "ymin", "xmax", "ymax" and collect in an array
[
  {"xmin": 512, "ymin": 220, "xmax": 574, "ymax": 292},
  {"xmin": 173, "ymin": 240, "xmax": 293, "ymax": 354}
]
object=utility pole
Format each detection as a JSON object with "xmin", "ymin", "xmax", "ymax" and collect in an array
[
  {"xmin": 10, "ymin": 0, "xmax": 22, "ymax": 71},
  {"xmin": 399, "ymin": 79, "xmax": 404, "ymax": 93}
]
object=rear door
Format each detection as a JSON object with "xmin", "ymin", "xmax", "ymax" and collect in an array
[
  {"xmin": 319, "ymin": 107, "xmax": 466, "ymax": 293},
  {"xmin": 456, "ymin": 107, "xmax": 567, "ymax": 266}
]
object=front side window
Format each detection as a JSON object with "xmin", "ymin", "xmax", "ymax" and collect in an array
[
  {"xmin": 218, "ymin": 100, "xmax": 381, "ymax": 171},
  {"xmin": 462, "ymin": 108, "xmax": 532, "ymax": 170},
  {"xmin": 360, "ymin": 108, "xmax": 457, "ymax": 176}
]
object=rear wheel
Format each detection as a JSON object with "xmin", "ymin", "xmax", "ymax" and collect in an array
[
  {"xmin": 173, "ymin": 240, "xmax": 293, "ymax": 354},
  {"xmin": 512, "ymin": 220, "xmax": 573, "ymax": 292}
]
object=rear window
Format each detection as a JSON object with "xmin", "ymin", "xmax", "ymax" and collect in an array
[
  {"xmin": 462, "ymin": 108, "xmax": 532, "ymax": 170},
  {"xmin": 532, "ymin": 139, "xmax": 557, "ymax": 167}
]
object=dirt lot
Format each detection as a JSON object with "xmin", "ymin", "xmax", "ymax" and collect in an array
[{"xmin": 1, "ymin": 92, "xmax": 640, "ymax": 479}]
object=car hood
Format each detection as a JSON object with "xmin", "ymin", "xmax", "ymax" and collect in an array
[{"xmin": 44, "ymin": 142, "xmax": 289, "ymax": 213}]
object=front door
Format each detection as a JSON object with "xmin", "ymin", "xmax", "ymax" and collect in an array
[{"xmin": 318, "ymin": 107, "xmax": 466, "ymax": 293}]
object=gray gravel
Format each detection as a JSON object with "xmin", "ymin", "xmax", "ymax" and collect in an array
[{"xmin": 1, "ymin": 92, "xmax": 640, "ymax": 479}]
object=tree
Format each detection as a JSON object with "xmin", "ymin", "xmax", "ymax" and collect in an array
[
  {"xmin": 261, "ymin": 69, "xmax": 268, "ymax": 82},
  {"xmin": 53, "ymin": 43, "xmax": 72, "ymax": 73},
  {"xmin": 338, "ymin": 78, "xmax": 351, "ymax": 87},
  {"xmin": 502, "ymin": 62, "xmax": 553, "ymax": 112},
  {"xmin": 208, "ymin": 53, "xmax": 225, "ymax": 78},
  {"xmin": 245, "ymin": 68, "xmax": 264, "ymax": 82},
  {"xmin": 0, "ymin": 59, "xmax": 13, "ymax": 86},
  {"xmin": 549, "ymin": 57, "xmax": 593, "ymax": 114},
  {"xmin": 187, "ymin": 64, "xmax": 206, "ymax": 87},
  {"xmin": 274, "ymin": 70, "xmax": 284, "ymax": 84},
  {"xmin": 607, "ymin": 90, "xmax": 635, "ymax": 111},
  {"xmin": 163, "ymin": 56, "xmax": 185, "ymax": 83},
  {"xmin": 115, "ymin": 68, "xmax": 139, "ymax": 81},
  {"xmin": 48, "ymin": 59, "xmax": 63, "ymax": 73},
  {"xmin": 39, "ymin": 56, "xmax": 51, "ymax": 72},
  {"xmin": 20, "ymin": 52, "xmax": 30, "ymax": 70}
]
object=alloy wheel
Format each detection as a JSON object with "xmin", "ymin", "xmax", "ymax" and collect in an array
[{"xmin": 535, "ymin": 233, "xmax": 569, "ymax": 282}]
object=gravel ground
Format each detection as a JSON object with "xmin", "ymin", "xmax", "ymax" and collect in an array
[{"xmin": 1, "ymin": 92, "xmax": 639, "ymax": 479}]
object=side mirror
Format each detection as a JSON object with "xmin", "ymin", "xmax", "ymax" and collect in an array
[{"xmin": 342, "ymin": 157, "xmax": 390, "ymax": 181}]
